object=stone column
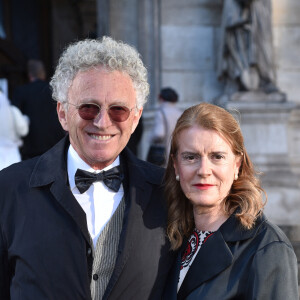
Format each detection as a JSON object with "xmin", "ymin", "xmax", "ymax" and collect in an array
[
  {"xmin": 137, "ymin": 0, "xmax": 161, "ymax": 159},
  {"xmin": 138, "ymin": 0, "xmax": 161, "ymax": 108},
  {"xmin": 109, "ymin": 0, "xmax": 139, "ymax": 47}
]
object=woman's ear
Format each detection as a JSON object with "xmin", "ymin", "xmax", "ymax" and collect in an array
[
  {"xmin": 172, "ymin": 154, "xmax": 179, "ymax": 177},
  {"xmin": 234, "ymin": 155, "xmax": 242, "ymax": 178}
]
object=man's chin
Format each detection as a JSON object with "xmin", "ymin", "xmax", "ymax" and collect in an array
[{"xmin": 86, "ymin": 153, "xmax": 116, "ymax": 170}]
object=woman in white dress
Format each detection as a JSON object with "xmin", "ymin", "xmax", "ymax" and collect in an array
[{"xmin": 0, "ymin": 90, "xmax": 29, "ymax": 170}]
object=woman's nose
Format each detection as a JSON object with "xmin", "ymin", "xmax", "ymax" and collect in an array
[{"xmin": 196, "ymin": 157, "xmax": 212, "ymax": 177}]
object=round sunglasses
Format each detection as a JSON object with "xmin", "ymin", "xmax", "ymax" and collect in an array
[{"xmin": 67, "ymin": 102, "xmax": 136, "ymax": 122}]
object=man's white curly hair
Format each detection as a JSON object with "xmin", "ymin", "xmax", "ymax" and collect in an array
[{"xmin": 50, "ymin": 36, "xmax": 149, "ymax": 109}]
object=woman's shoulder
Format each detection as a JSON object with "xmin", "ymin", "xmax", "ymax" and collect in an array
[
  {"xmin": 223, "ymin": 212, "xmax": 294, "ymax": 251},
  {"xmin": 254, "ymin": 214, "xmax": 294, "ymax": 250}
]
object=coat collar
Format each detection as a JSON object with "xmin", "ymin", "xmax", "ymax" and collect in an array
[
  {"xmin": 219, "ymin": 211, "xmax": 267, "ymax": 242},
  {"xmin": 172, "ymin": 212, "xmax": 267, "ymax": 300},
  {"xmin": 29, "ymin": 136, "xmax": 69, "ymax": 188}
]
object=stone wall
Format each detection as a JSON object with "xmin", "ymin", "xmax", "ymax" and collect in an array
[
  {"xmin": 160, "ymin": 0, "xmax": 224, "ymax": 105},
  {"xmin": 273, "ymin": 0, "xmax": 300, "ymax": 105}
]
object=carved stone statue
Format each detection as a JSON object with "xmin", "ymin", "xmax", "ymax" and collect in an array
[{"xmin": 216, "ymin": 0, "xmax": 285, "ymax": 102}]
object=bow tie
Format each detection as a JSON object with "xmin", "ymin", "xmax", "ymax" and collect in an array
[{"xmin": 75, "ymin": 166, "xmax": 123, "ymax": 194}]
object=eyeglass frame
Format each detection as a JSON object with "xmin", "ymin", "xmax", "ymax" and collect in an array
[{"xmin": 65, "ymin": 101, "xmax": 138, "ymax": 122}]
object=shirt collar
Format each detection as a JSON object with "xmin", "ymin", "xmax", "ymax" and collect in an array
[{"xmin": 67, "ymin": 144, "xmax": 120, "ymax": 191}]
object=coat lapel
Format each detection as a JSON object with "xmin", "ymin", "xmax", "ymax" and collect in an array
[
  {"xmin": 49, "ymin": 178, "xmax": 92, "ymax": 244},
  {"xmin": 178, "ymin": 230, "xmax": 233, "ymax": 300},
  {"xmin": 29, "ymin": 136, "xmax": 92, "ymax": 246},
  {"xmin": 163, "ymin": 245, "xmax": 184, "ymax": 300},
  {"xmin": 103, "ymin": 147, "xmax": 164, "ymax": 298}
]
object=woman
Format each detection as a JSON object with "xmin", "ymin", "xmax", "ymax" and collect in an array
[
  {"xmin": 163, "ymin": 103, "xmax": 298, "ymax": 299},
  {"xmin": 0, "ymin": 90, "xmax": 29, "ymax": 170}
]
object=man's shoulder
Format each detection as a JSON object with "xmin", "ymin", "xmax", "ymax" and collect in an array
[
  {"xmin": 123, "ymin": 149, "xmax": 165, "ymax": 184},
  {"xmin": 0, "ymin": 159, "xmax": 40, "ymax": 202},
  {"xmin": 0, "ymin": 157, "xmax": 39, "ymax": 183},
  {"xmin": 0, "ymin": 138, "xmax": 67, "ymax": 186},
  {"xmin": 136, "ymin": 159, "xmax": 164, "ymax": 179}
]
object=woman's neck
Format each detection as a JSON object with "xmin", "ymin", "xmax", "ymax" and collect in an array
[{"xmin": 193, "ymin": 206, "xmax": 229, "ymax": 232}]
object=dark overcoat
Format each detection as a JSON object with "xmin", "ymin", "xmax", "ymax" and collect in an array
[
  {"xmin": 0, "ymin": 136, "xmax": 174, "ymax": 300},
  {"xmin": 163, "ymin": 213, "xmax": 299, "ymax": 300}
]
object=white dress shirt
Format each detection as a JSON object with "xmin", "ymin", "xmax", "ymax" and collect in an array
[{"xmin": 67, "ymin": 145, "xmax": 124, "ymax": 247}]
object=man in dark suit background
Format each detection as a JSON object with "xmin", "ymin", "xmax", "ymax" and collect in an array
[
  {"xmin": 12, "ymin": 59, "xmax": 65, "ymax": 159},
  {"xmin": 0, "ymin": 37, "xmax": 174, "ymax": 299}
]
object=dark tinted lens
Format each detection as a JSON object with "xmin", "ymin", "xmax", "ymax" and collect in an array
[
  {"xmin": 78, "ymin": 104, "xmax": 100, "ymax": 120},
  {"xmin": 108, "ymin": 105, "xmax": 130, "ymax": 122}
]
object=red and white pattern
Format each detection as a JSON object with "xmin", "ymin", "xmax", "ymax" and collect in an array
[{"xmin": 177, "ymin": 229, "xmax": 214, "ymax": 291}]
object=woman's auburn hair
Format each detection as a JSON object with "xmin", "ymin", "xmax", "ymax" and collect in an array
[{"xmin": 164, "ymin": 103, "xmax": 266, "ymax": 250}]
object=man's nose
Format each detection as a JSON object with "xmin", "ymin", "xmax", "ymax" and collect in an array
[{"xmin": 93, "ymin": 108, "xmax": 112, "ymax": 127}]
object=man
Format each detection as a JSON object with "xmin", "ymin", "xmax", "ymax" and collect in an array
[
  {"xmin": 0, "ymin": 37, "xmax": 174, "ymax": 299},
  {"xmin": 12, "ymin": 59, "xmax": 65, "ymax": 159}
]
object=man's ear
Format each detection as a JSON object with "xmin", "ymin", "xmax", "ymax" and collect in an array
[
  {"xmin": 131, "ymin": 107, "xmax": 143, "ymax": 134},
  {"xmin": 57, "ymin": 102, "xmax": 69, "ymax": 131}
]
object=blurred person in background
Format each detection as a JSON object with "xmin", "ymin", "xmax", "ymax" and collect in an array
[
  {"xmin": 12, "ymin": 59, "xmax": 65, "ymax": 159},
  {"xmin": 148, "ymin": 87, "xmax": 182, "ymax": 166},
  {"xmin": 0, "ymin": 89, "xmax": 29, "ymax": 170},
  {"xmin": 163, "ymin": 103, "xmax": 298, "ymax": 300}
]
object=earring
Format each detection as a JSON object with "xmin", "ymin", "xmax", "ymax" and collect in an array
[
  {"xmin": 235, "ymin": 173, "xmax": 238, "ymax": 180},
  {"xmin": 176, "ymin": 175, "xmax": 180, "ymax": 181}
]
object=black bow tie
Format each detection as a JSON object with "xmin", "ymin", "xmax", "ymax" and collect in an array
[{"xmin": 75, "ymin": 166, "xmax": 123, "ymax": 194}]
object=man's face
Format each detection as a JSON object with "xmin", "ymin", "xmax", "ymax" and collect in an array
[{"xmin": 57, "ymin": 67, "xmax": 142, "ymax": 170}]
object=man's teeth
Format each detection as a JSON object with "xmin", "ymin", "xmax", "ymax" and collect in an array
[{"xmin": 90, "ymin": 134, "xmax": 111, "ymax": 140}]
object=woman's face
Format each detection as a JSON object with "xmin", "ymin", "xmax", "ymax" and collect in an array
[{"xmin": 173, "ymin": 125, "xmax": 241, "ymax": 212}]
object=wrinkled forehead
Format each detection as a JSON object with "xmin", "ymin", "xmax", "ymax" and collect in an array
[{"xmin": 174, "ymin": 125, "xmax": 241, "ymax": 156}]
